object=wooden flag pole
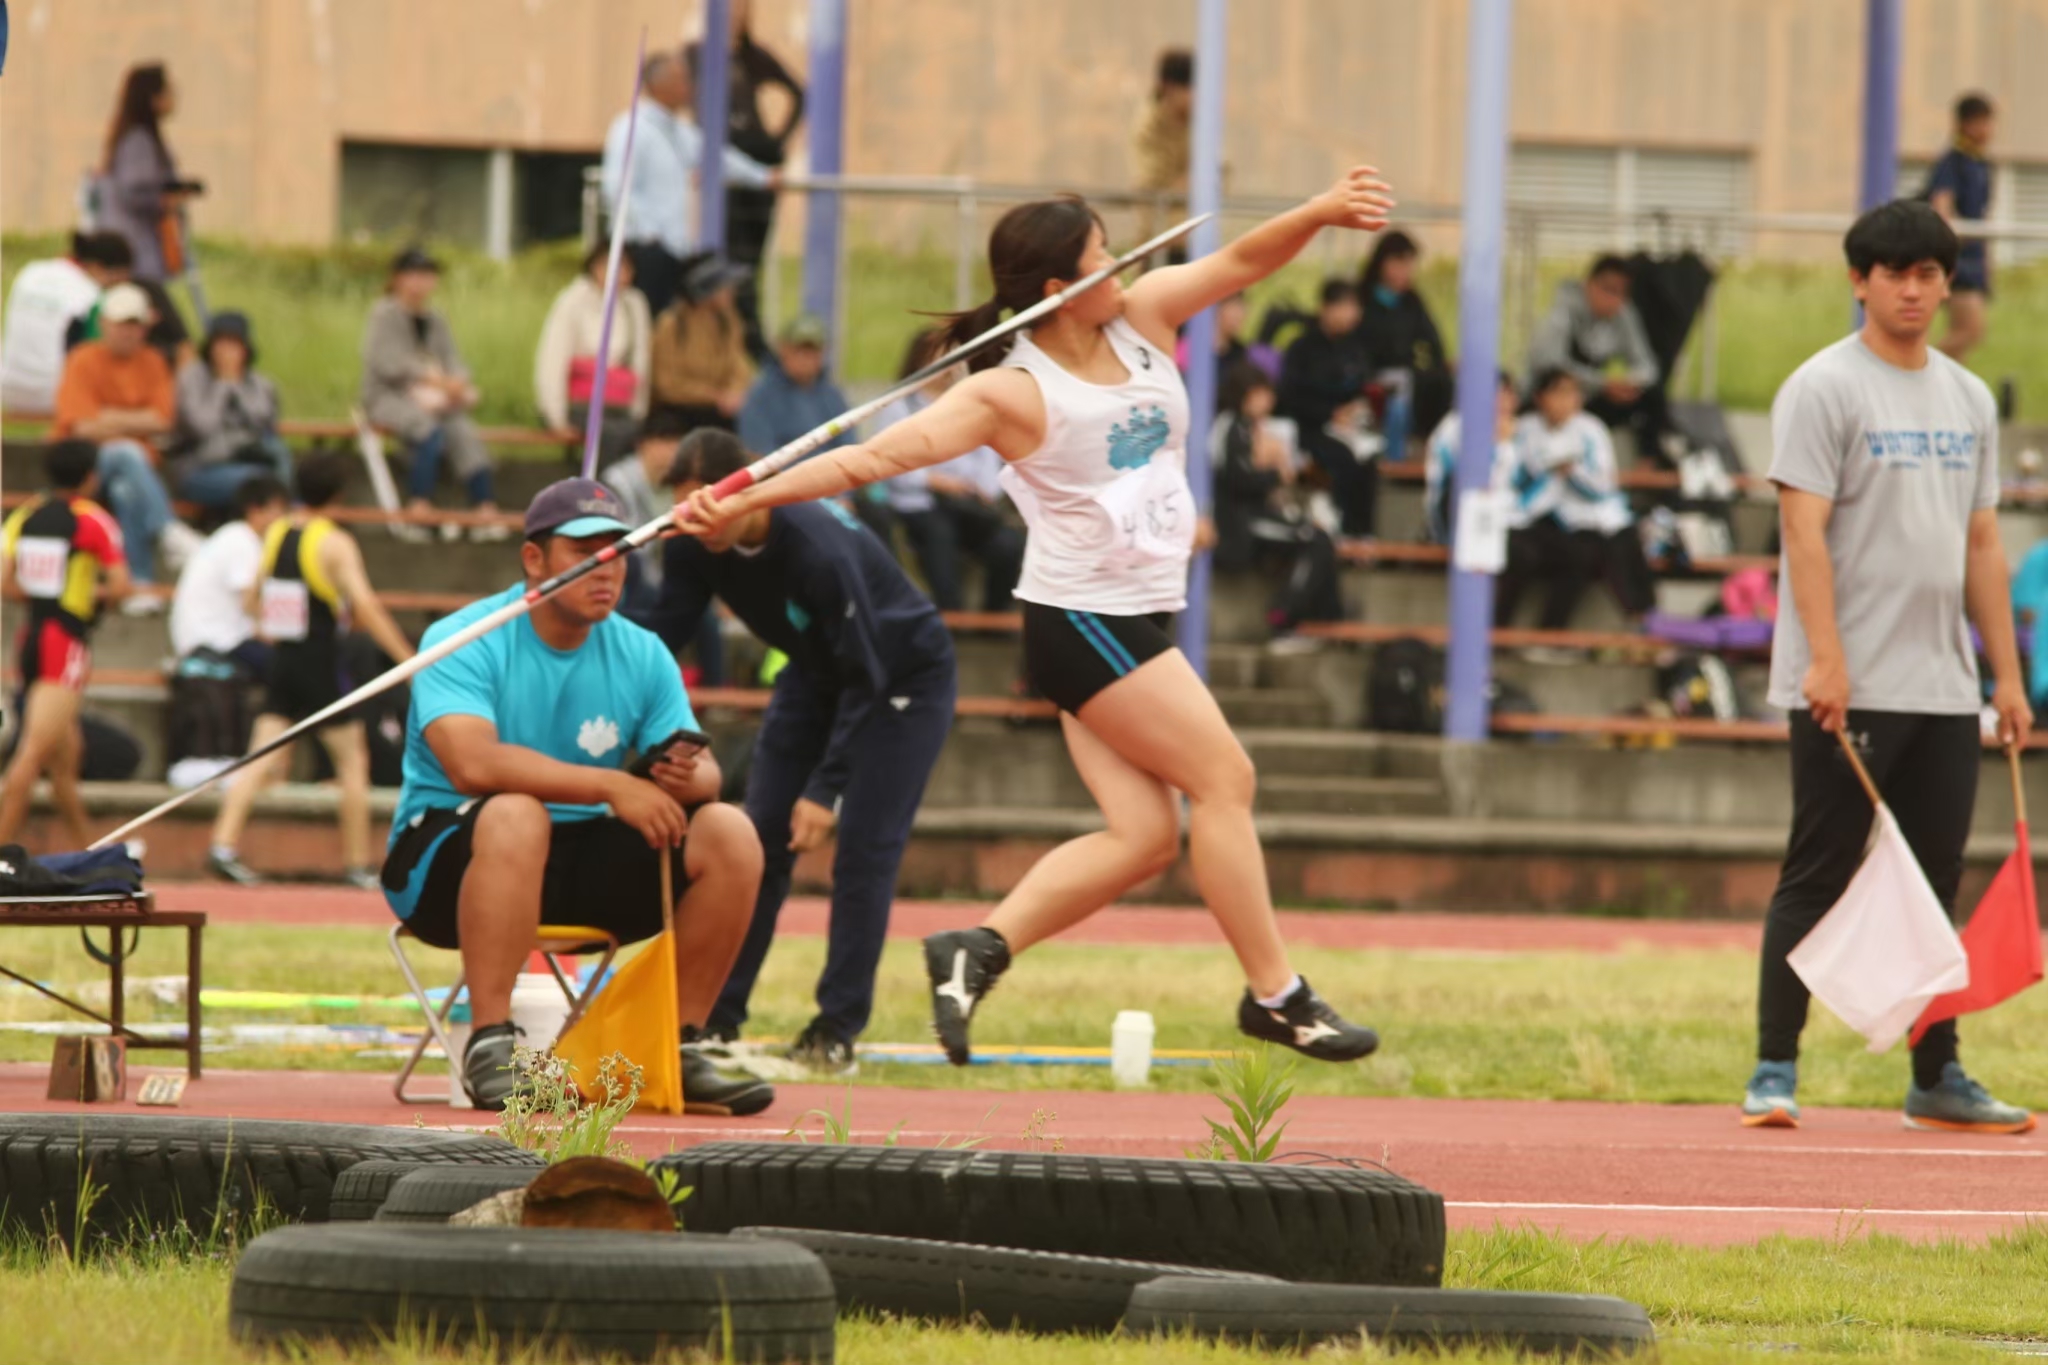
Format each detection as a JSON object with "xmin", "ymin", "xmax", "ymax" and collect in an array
[
  {"xmin": 2009, "ymin": 743, "xmax": 2028, "ymax": 828},
  {"xmin": 1835, "ymin": 728, "xmax": 1882, "ymax": 808}
]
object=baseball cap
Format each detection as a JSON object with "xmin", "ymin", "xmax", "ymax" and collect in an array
[
  {"xmin": 100, "ymin": 283, "xmax": 152, "ymax": 325},
  {"xmin": 523, "ymin": 478, "xmax": 634, "ymax": 541},
  {"xmin": 778, "ymin": 313, "xmax": 828, "ymax": 349},
  {"xmin": 390, "ymin": 246, "xmax": 442, "ymax": 276}
]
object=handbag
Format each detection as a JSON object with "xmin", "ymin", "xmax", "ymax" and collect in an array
[{"xmin": 568, "ymin": 356, "xmax": 638, "ymax": 408}]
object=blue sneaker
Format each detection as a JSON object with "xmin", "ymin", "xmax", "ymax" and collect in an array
[
  {"xmin": 1740, "ymin": 1060, "xmax": 1800, "ymax": 1128},
  {"xmin": 1904, "ymin": 1063, "xmax": 2036, "ymax": 1135}
]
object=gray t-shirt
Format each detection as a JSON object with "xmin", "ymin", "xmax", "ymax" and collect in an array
[{"xmin": 1766, "ymin": 335, "xmax": 1999, "ymax": 715}]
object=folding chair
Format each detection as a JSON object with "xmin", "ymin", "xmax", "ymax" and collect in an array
[{"xmin": 388, "ymin": 922, "xmax": 621, "ymax": 1104}]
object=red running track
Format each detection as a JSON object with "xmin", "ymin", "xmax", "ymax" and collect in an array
[
  {"xmin": 153, "ymin": 885, "xmax": 1764, "ymax": 953},
  {"xmin": 4, "ymin": 1064, "xmax": 2036, "ymax": 1246}
]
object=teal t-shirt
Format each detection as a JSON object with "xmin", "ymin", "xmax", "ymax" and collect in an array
[{"xmin": 389, "ymin": 584, "xmax": 697, "ymax": 840}]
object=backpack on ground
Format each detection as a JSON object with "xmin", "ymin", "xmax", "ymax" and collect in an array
[{"xmin": 1367, "ymin": 638, "xmax": 1445, "ymax": 734}]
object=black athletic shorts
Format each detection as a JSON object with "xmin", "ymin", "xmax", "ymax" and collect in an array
[
  {"xmin": 381, "ymin": 796, "xmax": 690, "ymax": 950},
  {"xmin": 1020, "ymin": 601, "xmax": 1176, "ymax": 715},
  {"xmin": 263, "ymin": 641, "xmax": 348, "ymax": 726}
]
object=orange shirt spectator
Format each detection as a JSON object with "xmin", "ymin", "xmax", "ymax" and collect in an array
[{"xmin": 53, "ymin": 284, "xmax": 176, "ymax": 460}]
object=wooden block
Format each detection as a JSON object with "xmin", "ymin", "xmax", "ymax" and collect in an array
[
  {"xmin": 47, "ymin": 1037, "xmax": 127, "ymax": 1102},
  {"xmin": 136, "ymin": 1074, "xmax": 187, "ymax": 1107}
]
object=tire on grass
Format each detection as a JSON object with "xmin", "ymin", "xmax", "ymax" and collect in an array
[
  {"xmin": 330, "ymin": 1154, "xmax": 544, "ymax": 1222},
  {"xmin": 736, "ymin": 1226, "xmax": 1276, "ymax": 1334},
  {"xmin": 373, "ymin": 1164, "xmax": 544, "ymax": 1224},
  {"xmin": 0, "ymin": 1115, "xmax": 533, "ymax": 1246},
  {"xmin": 658, "ymin": 1142, "xmax": 1445, "ymax": 1286},
  {"xmin": 229, "ymin": 1224, "xmax": 836, "ymax": 1362},
  {"xmin": 1124, "ymin": 1277, "xmax": 1656, "ymax": 1354}
]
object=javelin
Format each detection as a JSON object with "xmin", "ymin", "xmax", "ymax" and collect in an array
[
  {"xmin": 580, "ymin": 29, "xmax": 647, "ymax": 479},
  {"xmin": 90, "ymin": 213, "xmax": 1208, "ymax": 851}
]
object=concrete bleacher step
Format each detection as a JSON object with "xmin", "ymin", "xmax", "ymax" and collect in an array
[
  {"xmin": 1258, "ymin": 774, "xmax": 1448, "ymax": 818},
  {"xmin": 1212, "ymin": 687, "xmax": 1331, "ymax": 729},
  {"xmin": 1237, "ymin": 728, "xmax": 1443, "ymax": 781}
]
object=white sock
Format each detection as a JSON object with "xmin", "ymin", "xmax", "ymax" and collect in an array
[
  {"xmin": 210, "ymin": 844, "xmax": 236, "ymax": 863},
  {"xmin": 1254, "ymin": 975, "xmax": 1303, "ymax": 1010}
]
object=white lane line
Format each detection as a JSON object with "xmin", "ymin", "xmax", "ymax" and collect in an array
[{"xmin": 1450, "ymin": 1201, "xmax": 2046, "ymax": 1218}]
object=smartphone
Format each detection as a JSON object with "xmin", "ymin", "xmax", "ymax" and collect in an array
[{"xmin": 627, "ymin": 728, "xmax": 713, "ymax": 779}]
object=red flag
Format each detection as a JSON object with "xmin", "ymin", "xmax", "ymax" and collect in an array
[{"xmin": 1909, "ymin": 822, "xmax": 2045, "ymax": 1046}]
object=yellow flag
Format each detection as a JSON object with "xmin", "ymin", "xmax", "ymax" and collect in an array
[{"xmin": 552, "ymin": 932, "xmax": 683, "ymax": 1113}]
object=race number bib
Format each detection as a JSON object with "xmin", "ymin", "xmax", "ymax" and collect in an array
[
  {"xmin": 1093, "ymin": 456, "xmax": 1195, "ymax": 569},
  {"xmin": 12, "ymin": 537, "xmax": 68, "ymax": 600},
  {"xmin": 259, "ymin": 579, "xmax": 310, "ymax": 642}
]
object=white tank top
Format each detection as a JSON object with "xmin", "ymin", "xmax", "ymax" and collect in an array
[{"xmin": 999, "ymin": 316, "xmax": 1195, "ymax": 615}]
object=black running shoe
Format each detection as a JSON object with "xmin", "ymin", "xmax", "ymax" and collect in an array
[
  {"xmin": 923, "ymin": 927, "xmax": 1011, "ymax": 1066},
  {"xmin": 1236, "ymin": 977, "xmax": 1379, "ymax": 1062},
  {"xmin": 462, "ymin": 1021, "xmax": 528, "ymax": 1111},
  {"xmin": 786, "ymin": 1019, "xmax": 859, "ymax": 1076},
  {"xmin": 208, "ymin": 849, "xmax": 263, "ymax": 887},
  {"xmin": 680, "ymin": 1039, "xmax": 775, "ymax": 1117}
]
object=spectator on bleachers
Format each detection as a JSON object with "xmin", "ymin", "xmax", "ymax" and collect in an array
[
  {"xmin": 359, "ymin": 248, "xmax": 504, "ymax": 538},
  {"xmin": 739, "ymin": 314, "xmax": 852, "ymax": 463},
  {"xmin": 1, "ymin": 232, "xmax": 133, "ymax": 415},
  {"xmin": 600, "ymin": 409, "xmax": 725, "ymax": 687},
  {"xmin": 0, "ymin": 441, "xmax": 133, "ymax": 847},
  {"xmin": 1211, "ymin": 364, "xmax": 1342, "ymax": 637},
  {"xmin": 170, "ymin": 474, "xmax": 286, "ymax": 678},
  {"xmin": 51, "ymin": 283, "xmax": 201, "ymax": 601},
  {"xmin": 1277, "ymin": 279, "xmax": 1377, "ymax": 542},
  {"xmin": 95, "ymin": 63, "xmax": 194, "ymax": 369},
  {"xmin": 1356, "ymin": 230, "xmax": 1453, "ymax": 460},
  {"xmin": 535, "ymin": 243, "xmax": 652, "ymax": 465},
  {"xmin": 2012, "ymin": 538, "xmax": 2048, "ymax": 715},
  {"xmin": 172, "ymin": 311, "xmax": 294, "ymax": 513},
  {"xmin": 208, "ymin": 453, "xmax": 417, "ymax": 891},
  {"xmin": 687, "ymin": 0, "xmax": 804, "ymax": 352},
  {"xmin": 1499, "ymin": 368, "xmax": 1657, "ymax": 630},
  {"xmin": 1423, "ymin": 369, "xmax": 1519, "ymax": 545},
  {"xmin": 602, "ymin": 49, "xmax": 775, "ymax": 319},
  {"xmin": 1132, "ymin": 49, "xmax": 1193, "ymax": 244},
  {"xmin": 1175, "ymin": 292, "xmax": 1274, "ymax": 381},
  {"xmin": 649, "ymin": 253, "xmax": 755, "ymax": 433},
  {"xmin": 1527, "ymin": 255, "xmax": 1663, "ymax": 454},
  {"xmin": 873, "ymin": 329, "xmax": 1024, "ymax": 613}
]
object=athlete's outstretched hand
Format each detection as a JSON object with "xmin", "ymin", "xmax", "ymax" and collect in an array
[
  {"xmin": 673, "ymin": 485, "xmax": 739, "ymax": 541},
  {"xmin": 1313, "ymin": 166, "xmax": 1396, "ymax": 233}
]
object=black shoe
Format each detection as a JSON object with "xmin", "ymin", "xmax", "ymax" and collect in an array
[
  {"xmin": 680, "ymin": 1039, "xmax": 775, "ymax": 1117},
  {"xmin": 923, "ymin": 927, "xmax": 1010, "ymax": 1067},
  {"xmin": 1236, "ymin": 977, "xmax": 1379, "ymax": 1062},
  {"xmin": 462, "ymin": 1021, "xmax": 527, "ymax": 1111},
  {"xmin": 786, "ymin": 1019, "xmax": 858, "ymax": 1076},
  {"xmin": 208, "ymin": 850, "xmax": 263, "ymax": 886}
]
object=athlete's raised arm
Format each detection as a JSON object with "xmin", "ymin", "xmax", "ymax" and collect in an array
[{"xmin": 1124, "ymin": 166, "xmax": 1395, "ymax": 341}]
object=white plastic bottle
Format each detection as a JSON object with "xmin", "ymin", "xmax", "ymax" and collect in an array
[
  {"xmin": 1111, "ymin": 1010, "xmax": 1155, "ymax": 1089},
  {"xmin": 509, "ymin": 972, "xmax": 571, "ymax": 1052},
  {"xmin": 445, "ymin": 994, "xmax": 474, "ymax": 1111}
]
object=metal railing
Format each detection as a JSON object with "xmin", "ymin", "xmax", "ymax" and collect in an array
[{"xmin": 583, "ymin": 166, "xmax": 2048, "ymax": 396}]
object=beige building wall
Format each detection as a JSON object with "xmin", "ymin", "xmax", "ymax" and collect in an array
[{"xmin": 3, "ymin": 0, "xmax": 2044, "ymax": 247}]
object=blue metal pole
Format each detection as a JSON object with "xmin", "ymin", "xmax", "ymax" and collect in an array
[
  {"xmin": 801, "ymin": 0, "xmax": 847, "ymax": 329},
  {"xmin": 1176, "ymin": 0, "xmax": 1227, "ymax": 680},
  {"xmin": 695, "ymin": 0, "xmax": 732, "ymax": 252},
  {"xmin": 1443, "ymin": 0, "xmax": 1514, "ymax": 744},
  {"xmin": 1858, "ymin": 0, "xmax": 1902, "ymax": 211}
]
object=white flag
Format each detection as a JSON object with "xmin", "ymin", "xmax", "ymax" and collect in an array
[{"xmin": 1787, "ymin": 806, "xmax": 1970, "ymax": 1053}]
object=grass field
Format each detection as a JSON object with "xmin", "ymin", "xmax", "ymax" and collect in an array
[
  {"xmin": 6, "ymin": 922, "xmax": 2044, "ymax": 1113},
  {"xmin": 10, "ymin": 231, "xmax": 2048, "ymax": 431},
  {"xmin": 4, "ymin": 1221, "xmax": 2043, "ymax": 1363}
]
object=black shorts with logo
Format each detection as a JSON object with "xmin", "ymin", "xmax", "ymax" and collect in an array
[
  {"xmin": 1019, "ymin": 601, "xmax": 1176, "ymax": 715},
  {"xmin": 381, "ymin": 796, "xmax": 690, "ymax": 950}
]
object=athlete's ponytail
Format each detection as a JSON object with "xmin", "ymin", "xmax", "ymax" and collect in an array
[{"xmin": 932, "ymin": 196, "xmax": 1105, "ymax": 373}]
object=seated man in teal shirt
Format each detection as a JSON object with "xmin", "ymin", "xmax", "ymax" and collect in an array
[{"xmin": 381, "ymin": 477, "xmax": 770, "ymax": 1115}]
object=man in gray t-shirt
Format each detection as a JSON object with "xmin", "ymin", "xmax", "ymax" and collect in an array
[{"xmin": 1744, "ymin": 200, "xmax": 2034, "ymax": 1137}]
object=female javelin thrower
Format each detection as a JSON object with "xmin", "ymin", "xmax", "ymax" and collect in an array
[{"xmin": 678, "ymin": 169, "xmax": 1394, "ymax": 1064}]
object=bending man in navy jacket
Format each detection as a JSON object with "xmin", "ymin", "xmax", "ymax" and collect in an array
[{"xmin": 655, "ymin": 429, "xmax": 958, "ymax": 1072}]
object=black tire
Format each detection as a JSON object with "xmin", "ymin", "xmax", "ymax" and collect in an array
[
  {"xmin": 1125, "ymin": 1277, "xmax": 1656, "ymax": 1354},
  {"xmin": 230, "ymin": 1224, "xmax": 836, "ymax": 1362},
  {"xmin": 0, "ymin": 1115, "xmax": 533, "ymax": 1246},
  {"xmin": 736, "ymin": 1226, "xmax": 1274, "ymax": 1334},
  {"xmin": 330, "ymin": 1155, "xmax": 543, "ymax": 1222},
  {"xmin": 658, "ymin": 1142, "xmax": 1445, "ymax": 1286},
  {"xmin": 373, "ymin": 1165, "xmax": 542, "ymax": 1224}
]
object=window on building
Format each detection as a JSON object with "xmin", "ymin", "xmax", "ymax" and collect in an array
[
  {"xmin": 1510, "ymin": 144, "xmax": 1752, "ymax": 257},
  {"xmin": 340, "ymin": 142, "xmax": 598, "ymax": 252}
]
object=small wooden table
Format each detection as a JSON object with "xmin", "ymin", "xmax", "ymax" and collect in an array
[{"xmin": 0, "ymin": 891, "xmax": 205, "ymax": 1079}]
